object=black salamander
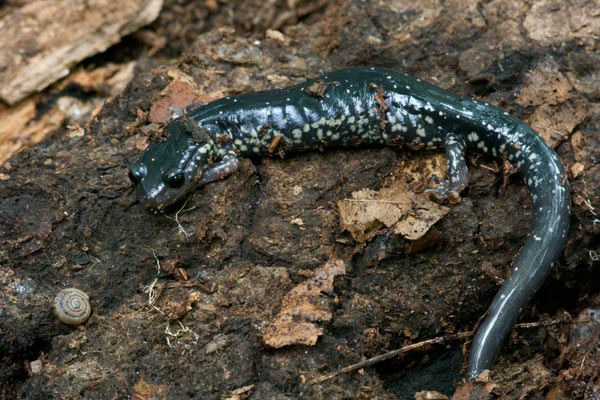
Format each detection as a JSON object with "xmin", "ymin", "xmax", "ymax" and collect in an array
[{"xmin": 129, "ymin": 67, "xmax": 570, "ymax": 380}]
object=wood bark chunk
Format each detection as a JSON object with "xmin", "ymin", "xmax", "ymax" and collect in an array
[
  {"xmin": 262, "ymin": 260, "xmax": 347, "ymax": 348},
  {"xmin": 0, "ymin": 0, "xmax": 163, "ymax": 105}
]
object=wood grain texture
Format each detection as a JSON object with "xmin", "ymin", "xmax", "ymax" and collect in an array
[{"xmin": 0, "ymin": 0, "xmax": 162, "ymax": 105}]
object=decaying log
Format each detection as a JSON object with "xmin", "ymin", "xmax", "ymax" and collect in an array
[{"xmin": 0, "ymin": 0, "xmax": 162, "ymax": 105}]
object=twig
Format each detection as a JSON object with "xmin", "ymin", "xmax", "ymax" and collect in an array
[
  {"xmin": 306, "ymin": 331, "xmax": 472, "ymax": 385},
  {"xmin": 515, "ymin": 317, "xmax": 591, "ymax": 329},
  {"xmin": 306, "ymin": 317, "xmax": 593, "ymax": 385}
]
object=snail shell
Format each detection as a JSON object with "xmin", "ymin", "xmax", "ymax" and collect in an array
[{"xmin": 54, "ymin": 288, "xmax": 91, "ymax": 326}]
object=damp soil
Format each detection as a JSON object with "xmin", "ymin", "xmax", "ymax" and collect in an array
[{"xmin": 1, "ymin": 0, "xmax": 600, "ymax": 399}]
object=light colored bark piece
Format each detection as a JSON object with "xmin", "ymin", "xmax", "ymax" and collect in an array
[
  {"xmin": 0, "ymin": 62, "xmax": 136, "ymax": 166},
  {"xmin": 263, "ymin": 259, "xmax": 347, "ymax": 348},
  {"xmin": 0, "ymin": 0, "xmax": 162, "ymax": 105}
]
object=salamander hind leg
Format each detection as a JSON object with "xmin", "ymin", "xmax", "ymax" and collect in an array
[{"xmin": 425, "ymin": 133, "xmax": 469, "ymax": 201}]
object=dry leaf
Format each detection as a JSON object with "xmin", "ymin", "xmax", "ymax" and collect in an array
[
  {"xmin": 338, "ymin": 181, "xmax": 449, "ymax": 242},
  {"xmin": 263, "ymin": 259, "xmax": 346, "ymax": 348}
]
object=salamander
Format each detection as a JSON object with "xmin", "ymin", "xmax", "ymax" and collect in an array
[{"xmin": 128, "ymin": 67, "xmax": 570, "ymax": 380}]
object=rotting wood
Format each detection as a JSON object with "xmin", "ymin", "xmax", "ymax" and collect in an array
[
  {"xmin": 0, "ymin": 62, "xmax": 136, "ymax": 165},
  {"xmin": 0, "ymin": 0, "xmax": 162, "ymax": 105}
]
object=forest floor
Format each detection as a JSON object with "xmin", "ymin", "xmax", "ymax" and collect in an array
[{"xmin": 1, "ymin": 0, "xmax": 599, "ymax": 399}]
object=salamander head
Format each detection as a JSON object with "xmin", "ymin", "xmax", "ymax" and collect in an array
[{"xmin": 129, "ymin": 118, "xmax": 216, "ymax": 212}]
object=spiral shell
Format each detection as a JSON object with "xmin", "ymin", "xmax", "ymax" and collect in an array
[{"xmin": 54, "ymin": 288, "xmax": 91, "ymax": 326}]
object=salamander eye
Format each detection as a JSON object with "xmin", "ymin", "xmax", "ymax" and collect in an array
[
  {"xmin": 166, "ymin": 170, "xmax": 185, "ymax": 188},
  {"xmin": 128, "ymin": 164, "xmax": 146, "ymax": 184}
]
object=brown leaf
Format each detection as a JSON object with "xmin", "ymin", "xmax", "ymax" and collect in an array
[
  {"xmin": 262, "ymin": 259, "xmax": 346, "ymax": 348},
  {"xmin": 338, "ymin": 181, "xmax": 449, "ymax": 242}
]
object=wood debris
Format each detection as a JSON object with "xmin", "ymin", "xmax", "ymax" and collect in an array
[
  {"xmin": 262, "ymin": 259, "xmax": 346, "ymax": 348},
  {"xmin": 0, "ymin": 0, "xmax": 162, "ymax": 104},
  {"xmin": 0, "ymin": 62, "xmax": 136, "ymax": 166}
]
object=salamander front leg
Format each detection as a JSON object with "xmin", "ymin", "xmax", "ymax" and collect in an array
[
  {"xmin": 199, "ymin": 152, "xmax": 239, "ymax": 185},
  {"xmin": 425, "ymin": 133, "xmax": 469, "ymax": 200}
]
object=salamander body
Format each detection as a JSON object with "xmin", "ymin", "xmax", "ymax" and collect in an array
[{"xmin": 129, "ymin": 67, "xmax": 570, "ymax": 380}]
